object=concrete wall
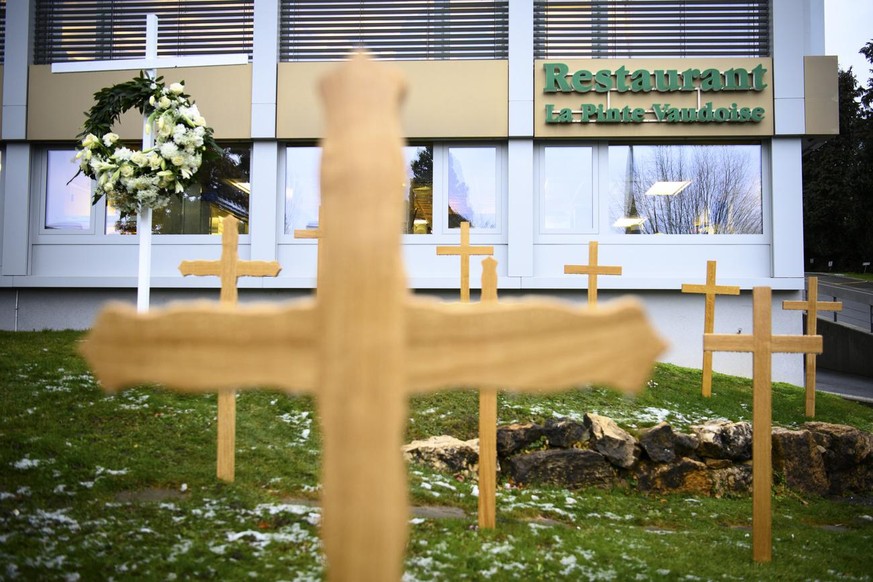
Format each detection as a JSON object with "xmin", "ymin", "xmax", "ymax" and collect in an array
[{"xmin": 817, "ymin": 318, "xmax": 873, "ymax": 378}]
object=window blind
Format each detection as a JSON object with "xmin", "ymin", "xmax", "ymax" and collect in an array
[
  {"xmin": 534, "ymin": 0, "xmax": 771, "ymax": 59},
  {"xmin": 280, "ymin": 0, "xmax": 509, "ymax": 62},
  {"xmin": 34, "ymin": 0, "xmax": 254, "ymax": 64}
]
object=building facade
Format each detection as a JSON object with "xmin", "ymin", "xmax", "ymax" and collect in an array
[{"xmin": 0, "ymin": 0, "xmax": 837, "ymax": 383}]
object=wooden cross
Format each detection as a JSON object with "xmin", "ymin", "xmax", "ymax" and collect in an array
[
  {"xmin": 782, "ymin": 276, "xmax": 842, "ymax": 417},
  {"xmin": 80, "ymin": 54, "xmax": 667, "ymax": 582},
  {"xmin": 53, "ymin": 14, "xmax": 247, "ymax": 313},
  {"xmin": 564, "ymin": 241, "xmax": 622, "ymax": 306},
  {"xmin": 681, "ymin": 261, "xmax": 741, "ymax": 397},
  {"xmin": 436, "ymin": 221, "xmax": 494, "ymax": 302},
  {"xmin": 178, "ymin": 214, "xmax": 281, "ymax": 482},
  {"xmin": 478, "ymin": 256, "xmax": 498, "ymax": 529},
  {"xmin": 704, "ymin": 287, "xmax": 822, "ymax": 564}
]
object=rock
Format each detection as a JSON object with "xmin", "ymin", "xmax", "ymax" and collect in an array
[
  {"xmin": 710, "ymin": 463, "xmax": 753, "ymax": 496},
  {"xmin": 693, "ymin": 420, "xmax": 752, "ymax": 461},
  {"xmin": 506, "ymin": 449, "xmax": 616, "ymax": 488},
  {"xmin": 496, "ymin": 423, "xmax": 544, "ymax": 457},
  {"xmin": 804, "ymin": 422, "xmax": 873, "ymax": 494},
  {"xmin": 771, "ymin": 427, "xmax": 829, "ymax": 495},
  {"xmin": 584, "ymin": 413, "xmax": 637, "ymax": 468},
  {"xmin": 402, "ymin": 435, "xmax": 479, "ymax": 474},
  {"xmin": 542, "ymin": 418, "xmax": 589, "ymax": 448},
  {"xmin": 639, "ymin": 422, "xmax": 699, "ymax": 463},
  {"xmin": 636, "ymin": 457, "xmax": 712, "ymax": 494}
]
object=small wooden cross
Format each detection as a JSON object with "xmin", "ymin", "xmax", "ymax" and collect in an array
[
  {"xmin": 177, "ymin": 214, "xmax": 281, "ymax": 482},
  {"xmin": 436, "ymin": 221, "xmax": 494, "ymax": 302},
  {"xmin": 564, "ymin": 241, "xmax": 623, "ymax": 306},
  {"xmin": 81, "ymin": 54, "xmax": 667, "ymax": 581},
  {"xmin": 782, "ymin": 276, "xmax": 842, "ymax": 417},
  {"xmin": 681, "ymin": 261, "xmax": 740, "ymax": 397},
  {"xmin": 704, "ymin": 287, "xmax": 822, "ymax": 564},
  {"xmin": 478, "ymin": 256, "xmax": 498, "ymax": 529}
]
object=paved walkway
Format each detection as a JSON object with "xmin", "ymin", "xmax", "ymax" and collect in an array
[{"xmin": 817, "ymin": 368, "xmax": 873, "ymax": 405}]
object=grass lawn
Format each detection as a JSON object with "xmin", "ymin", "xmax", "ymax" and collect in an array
[{"xmin": 2, "ymin": 330, "xmax": 872, "ymax": 580}]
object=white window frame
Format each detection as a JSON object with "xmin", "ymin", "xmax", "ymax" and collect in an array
[{"xmin": 534, "ymin": 142, "xmax": 599, "ymax": 243}]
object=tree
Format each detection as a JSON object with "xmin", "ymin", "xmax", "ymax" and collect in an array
[{"xmin": 803, "ymin": 41, "xmax": 873, "ymax": 271}]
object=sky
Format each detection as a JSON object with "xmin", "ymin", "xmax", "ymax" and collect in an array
[{"xmin": 824, "ymin": 0, "xmax": 873, "ymax": 82}]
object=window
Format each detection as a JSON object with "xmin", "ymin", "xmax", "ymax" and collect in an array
[
  {"xmin": 534, "ymin": 0, "xmax": 771, "ymax": 59},
  {"xmin": 108, "ymin": 145, "xmax": 252, "ymax": 235},
  {"xmin": 280, "ymin": 0, "xmax": 509, "ymax": 61},
  {"xmin": 608, "ymin": 144, "xmax": 763, "ymax": 235},
  {"xmin": 34, "ymin": 0, "xmax": 254, "ymax": 64},
  {"xmin": 44, "ymin": 149, "xmax": 93, "ymax": 231},
  {"xmin": 284, "ymin": 143, "xmax": 503, "ymax": 236},
  {"xmin": 447, "ymin": 147, "xmax": 498, "ymax": 230},
  {"xmin": 538, "ymin": 146, "xmax": 595, "ymax": 233}
]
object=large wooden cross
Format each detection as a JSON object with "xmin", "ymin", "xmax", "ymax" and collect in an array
[
  {"xmin": 80, "ymin": 54, "xmax": 667, "ymax": 582},
  {"xmin": 53, "ymin": 14, "xmax": 248, "ymax": 313},
  {"xmin": 681, "ymin": 260, "xmax": 740, "ymax": 397},
  {"xmin": 564, "ymin": 241, "xmax": 622, "ymax": 306},
  {"xmin": 704, "ymin": 287, "xmax": 822, "ymax": 563},
  {"xmin": 782, "ymin": 276, "xmax": 842, "ymax": 417},
  {"xmin": 178, "ymin": 214, "xmax": 281, "ymax": 481},
  {"xmin": 436, "ymin": 221, "xmax": 494, "ymax": 302}
]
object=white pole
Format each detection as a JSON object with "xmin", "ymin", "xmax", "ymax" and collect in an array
[{"xmin": 136, "ymin": 14, "xmax": 159, "ymax": 313}]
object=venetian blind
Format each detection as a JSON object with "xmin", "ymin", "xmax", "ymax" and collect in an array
[
  {"xmin": 280, "ymin": 0, "xmax": 509, "ymax": 61},
  {"xmin": 534, "ymin": 0, "xmax": 771, "ymax": 59},
  {"xmin": 0, "ymin": 0, "xmax": 6, "ymax": 63},
  {"xmin": 33, "ymin": 0, "xmax": 254, "ymax": 64}
]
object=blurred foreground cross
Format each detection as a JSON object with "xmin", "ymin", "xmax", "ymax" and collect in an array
[{"xmin": 80, "ymin": 53, "xmax": 667, "ymax": 582}]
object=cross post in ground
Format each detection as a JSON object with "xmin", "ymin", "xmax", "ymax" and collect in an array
[
  {"xmin": 782, "ymin": 276, "xmax": 841, "ymax": 417},
  {"xmin": 436, "ymin": 221, "xmax": 494, "ymax": 302},
  {"xmin": 478, "ymin": 256, "xmax": 499, "ymax": 529},
  {"xmin": 52, "ymin": 14, "xmax": 247, "ymax": 313},
  {"xmin": 80, "ymin": 54, "xmax": 667, "ymax": 582},
  {"xmin": 681, "ymin": 260, "xmax": 740, "ymax": 397},
  {"xmin": 704, "ymin": 287, "xmax": 822, "ymax": 563},
  {"xmin": 178, "ymin": 214, "xmax": 281, "ymax": 481},
  {"xmin": 564, "ymin": 241, "xmax": 622, "ymax": 306}
]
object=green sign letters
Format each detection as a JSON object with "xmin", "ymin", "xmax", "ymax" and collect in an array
[{"xmin": 543, "ymin": 63, "xmax": 768, "ymax": 125}]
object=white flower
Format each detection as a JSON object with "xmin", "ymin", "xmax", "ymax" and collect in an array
[
  {"xmin": 120, "ymin": 164, "xmax": 134, "ymax": 178},
  {"xmin": 159, "ymin": 96, "xmax": 172, "ymax": 109},
  {"xmin": 160, "ymin": 142, "xmax": 179, "ymax": 159},
  {"xmin": 103, "ymin": 133, "xmax": 120, "ymax": 147},
  {"xmin": 112, "ymin": 147, "xmax": 133, "ymax": 162},
  {"xmin": 82, "ymin": 134, "xmax": 101, "ymax": 148},
  {"xmin": 169, "ymin": 82, "xmax": 184, "ymax": 95},
  {"xmin": 171, "ymin": 155, "xmax": 186, "ymax": 167},
  {"xmin": 130, "ymin": 151, "xmax": 149, "ymax": 167}
]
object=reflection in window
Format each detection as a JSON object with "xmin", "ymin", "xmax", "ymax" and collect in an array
[
  {"xmin": 45, "ymin": 150, "xmax": 92, "ymax": 230},
  {"xmin": 609, "ymin": 145, "xmax": 763, "ymax": 235},
  {"xmin": 448, "ymin": 147, "xmax": 497, "ymax": 229},
  {"xmin": 284, "ymin": 145, "xmax": 435, "ymax": 235},
  {"xmin": 404, "ymin": 146, "xmax": 433, "ymax": 234},
  {"xmin": 284, "ymin": 147, "xmax": 322, "ymax": 235},
  {"xmin": 108, "ymin": 145, "xmax": 252, "ymax": 235},
  {"xmin": 541, "ymin": 146, "xmax": 594, "ymax": 233}
]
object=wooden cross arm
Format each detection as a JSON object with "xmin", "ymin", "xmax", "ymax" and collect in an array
[
  {"xmin": 436, "ymin": 246, "xmax": 494, "ymax": 256},
  {"xmin": 80, "ymin": 300, "xmax": 317, "ymax": 393},
  {"xmin": 782, "ymin": 300, "xmax": 842, "ymax": 312},
  {"xmin": 564, "ymin": 265, "xmax": 622, "ymax": 276},
  {"xmin": 681, "ymin": 283, "xmax": 740, "ymax": 295},
  {"xmin": 178, "ymin": 260, "xmax": 282, "ymax": 278},
  {"xmin": 405, "ymin": 297, "xmax": 667, "ymax": 394},
  {"xmin": 704, "ymin": 334, "xmax": 823, "ymax": 354}
]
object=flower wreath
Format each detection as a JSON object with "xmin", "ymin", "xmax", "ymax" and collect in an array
[{"xmin": 75, "ymin": 72, "xmax": 222, "ymax": 215}]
